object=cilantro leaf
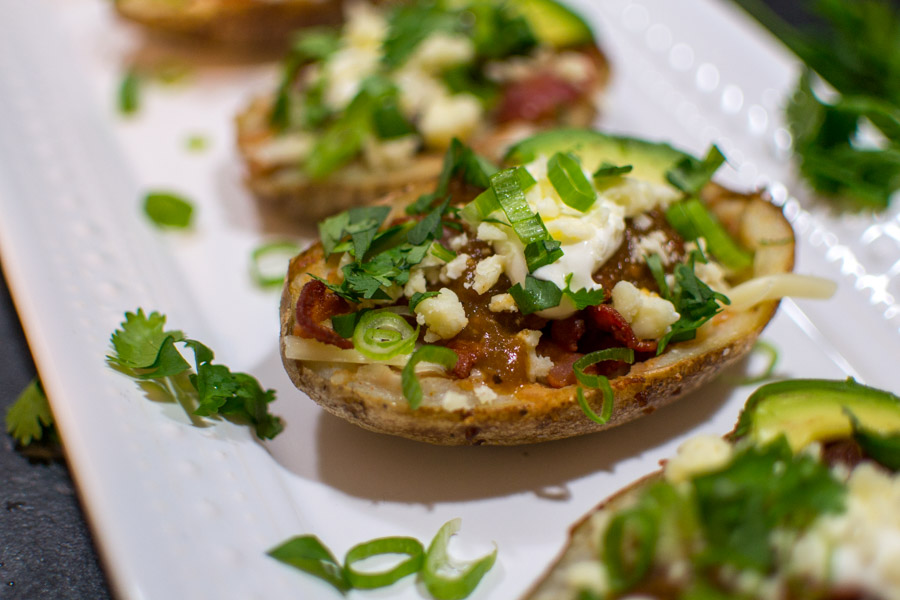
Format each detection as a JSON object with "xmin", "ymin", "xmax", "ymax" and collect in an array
[
  {"xmin": 5, "ymin": 378, "xmax": 56, "ymax": 447},
  {"xmin": 655, "ymin": 253, "xmax": 730, "ymax": 354},
  {"xmin": 108, "ymin": 309, "xmax": 283, "ymax": 440},
  {"xmin": 508, "ymin": 275, "xmax": 563, "ymax": 315},
  {"xmin": 562, "ymin": 274, "xmax": 606, "ymax": 310},
  {"xmin": 665, "ymin": 146, "xmax": 726, "ymax": 195},
  {"xmin": 409, "ymin": 291, "xmax": 439, "ymax": 309},
  {"xmin": 108, "ymin": 309, "xmax": 186, "ymax": 370},
  {"xmin": 692, "ymin": 436, "xmax": 845, "ymax": 572},
  {"xmin": 407, "ymin": 197, "xmax": 451, "ymax": 245}
]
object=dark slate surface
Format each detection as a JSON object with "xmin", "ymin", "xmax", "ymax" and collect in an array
[
  {"xmin": 0, "ymin": 268, "xmax": 112, "ymax": 600},
  {"xmin": 0, "ymin": 2, "xmax": 853, "ymax": 599}
]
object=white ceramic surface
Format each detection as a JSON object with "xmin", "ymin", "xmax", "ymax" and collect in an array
[{"xmin": 0, "ymin": 0, "xmax": 898, "ymax": 598}]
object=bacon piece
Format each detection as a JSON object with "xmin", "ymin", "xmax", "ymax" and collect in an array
[
  {"xmin": 496, "ymin": 73, "xmax": 581, "ymax": 123},
  {"xmin": 445, "ymin": 339, "xmax": 480, "ymax": 379},
  {"xmin": 586, "ymin": 304, "xmax": 658, "ymax": 354},
  {"xmin": 547, "ymin": 352, "xmax": 581, "ymax": 388},
  {"xmin": 294, "ymin": 279, "xmax": 353, "ymax": 349},
  {"xmin": 551, "ymin": 317, "xmax": 586, "ymax": 353}
]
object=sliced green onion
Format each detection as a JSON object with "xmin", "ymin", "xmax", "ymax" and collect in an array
[
  {"xmin": 119, "ymin": 68, "xmax": 140, "ymax": 115},
  {"xmin": 343, "ymin": 536, "xmax": 424, "ymax": 589},
  {"xmin": 645, "ymin": 253, "xmax": 670, "ymax": 298},
  {"xmin": 603, "ymin": 508, "xmax": 659, "ymax": 592},
  {"xmin": 402, "ymin": 345, "xmax": 458, "ymax": 409},
  {"xmin": 422, "ymin": 518, "xmax": 497, "ymax": 600},
  {"xmin": 459, "ymin": 167, "xmax": 534, "ymax": 224},
  {"xmin": 431, "ymin": 242, "xmax": 457, "ymax": 262},
  {"xmin": 665, "ymin": 198, "xmax": 753, "ymax": 271},
  {"xmin": 267, "ymin": 535, "xmax": 349, "ymax": 593},
  {"xmin": 185, "ymin": 134, "xmax": 208, "ymax": 152},
  {"xmin": 332, "ymin": 309, "xmax": 369, "ymax": 339},
  {"xmin": 548, "ymin": 152, "xmax": 597, "ymax": 212},
  {"xmin": 524, "ymin": 239, "xmax": 563, "ymax": 271},
  {"xmin": 573, "ymin": 348, "xmax": 635, "ymax": 424},
  {"xmin": 665, "ymin": 145, "xmax": 726, "ymax": 195},
  {"xmin": 508, "ymin": 275, "xmax": 563, "ymax": 315},
  {"xmin": 143, "ymin": 191, "xmax": 194, "ymax": 228},
  {"xmin": 734, "ymin": 340, "xmax": 779, "ymax": 385},
  {"xmin": 373, "ymin": 97, "xmax": 414, "ymax": 139},
  {"xmin": 250, "ymin": 241, "xmax": 302, "ymax": 289},
  {"xmin": 593, "ymin": 162, "xmax": 633, "ymax": 180},
  {"xmin": 352, "ymin": 310, "xmax": 418, "ymax": 360}
]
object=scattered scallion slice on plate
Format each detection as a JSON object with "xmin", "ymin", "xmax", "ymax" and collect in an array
[
  {"xmin": 143, "ymin": 191, "xmax": 194, "ymax": 229},
  {"xmin": 250, "ymin": 241, "xmax": 302, "ymax": 289}
]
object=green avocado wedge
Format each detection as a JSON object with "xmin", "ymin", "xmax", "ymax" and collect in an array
[
  {"xmin": 504, "ymin": 128, "xmax": 691, "ymax": 188},
  {"xmin": 509, "ymin": 0, "xmax": 595, "ymax": 48},
  {"xmin": 732, "ymin": 378, "xmax": 900, "ymax": 452}
]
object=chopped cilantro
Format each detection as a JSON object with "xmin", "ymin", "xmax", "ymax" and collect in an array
[
  {"xmin": 508, "ymin": 275, "xmax": 563, "ymax": 314},
  {"xmin": 118, "ymin": 68, "xmax": 140, "ymax": 115},
  {"xmin": 692, "ymin": 436, "xmax": 845, "ymax": 572},
  {"xmin": 5, "ymin": 378, "xmax": 57, "ymax": 447},
  {"xmin": 665, "ymin": 145, "xmax": 726, "ymax": 195},
  {"xmin": 562, "ymin": 274, "xmax": 606, "ymax": 310},
  {"xmin": 108, "ymin": 309, "xmax": 283, "ymax": 439},
  {"xmin": 409, "ymin": 291, "xmax": 439, "ymax": 310}
]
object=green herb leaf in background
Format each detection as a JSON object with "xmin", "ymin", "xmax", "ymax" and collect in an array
[{"xmin": 5, "ymin": 378, "xmax": 56, "ymax": 447}]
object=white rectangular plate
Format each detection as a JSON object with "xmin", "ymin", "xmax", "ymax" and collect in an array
[{"xmin": 1, "ymin": 0, "xmax": 898, "ymax": 598}]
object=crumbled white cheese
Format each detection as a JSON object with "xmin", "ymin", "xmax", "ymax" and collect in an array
[
  {"xmin": 470, "ymin": 255, "xmax": 505, "ymax": 294},
  {"xmin": 343, "ymin": 1, "xmax": 387, "ymax": 48},
  {"xmin": 489, "ymin": 293, "xmax": 518, "ymax": 313},
  {"xmin": 419, "ymin": 93, "xmax": 484, "ymax": 148},
  {"xmin": 563, "ymin": 561, "xmax": 608, "ymax": 596},
  {"xmin": 441, "ymin": 390, "xmax": 470, "ymax": 411},
  {"xmin": 415, "ymin": 287, "xmax": 467, "ymax": 341},
  {"xmin": 516, "ymin": 329, "xmax": 552, "ymax": 381},
  {"xmin": 476, "ymin": 222, "xmax": 508, "ymax": 242},
  {"xmin": 403, "ymin": 267, "xmax": 427, "ymax": 297},
  {"xmin": 440, "ymin": 253, "xmax": 470, "ymax": 282},
  {"xmin": 789, "ymin": 463, "xmax": 900, "ymax": 598},
  {"xmin": 473, "ymin": 384, "xmax": 497, "ymax": 404},
  {"xmin": 631, "ymin": 230, "xmax": 674, "ymax": 266},
  {"xmin": 602, "ymin": 178, "xmax": 682, "ymax": 218},
  {"xmin": 552, "ymin": 51, "xmax": 594, "ymax": 84},
  {"xmin": 407, "ymin": 32, "xmax": 474, "ymax": 73},
  {"xmin": 632, "ymin": 213, "xmax": 654, "ymax": 231},
  {"xmin": 363, "ymin": 135, "xmax": 419, "ymax": 171},
  {"xmin": 664, "ymin": 434, "xmax": 734, "ymax": 484},
  {"xmin": 611, "ymin": 281, "xmax": 680, "ymax": 340},
  {"xmin": 448, "ymin": 233, "xmax": 469, "ymax": 251},
  {"xmin": 694, "ymin": 259, "xmax": 731, "ymax": 293},
  {"xmin": 321, "ymin": 2, "xmax": 386, "ymax": 108}
]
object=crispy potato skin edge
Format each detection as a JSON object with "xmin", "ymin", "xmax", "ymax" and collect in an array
[{"xmin": 279, "ymin": 184, "xmax": 795, "ymax": 446}]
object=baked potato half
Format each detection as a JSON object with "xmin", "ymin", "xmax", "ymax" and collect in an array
[
  {"xmin": 526, "ymin": 378, "xmax": 900, "ymax": 599},
  {"xmin": 279, "ymin": 130, "xmax": 830, "ymax": 445},
  {"xmin": 114, "ymin": 0, "xmax": 348, "ymax": 45},
  {"xmin": 237, "ymin": 0, "xmax": 608, "ymax": 220}
]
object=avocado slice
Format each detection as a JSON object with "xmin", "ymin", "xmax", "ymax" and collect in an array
[
  {"xmin": 733, "ymin": 378, "xmax": 900, "ymax": 452},
  {"xmin": 504, "ymin": 129, "xmax": 691, "ymax": 188},
  {"xmin": 508, "ymin": 0, "xmax": 595, "ymax": 48}
]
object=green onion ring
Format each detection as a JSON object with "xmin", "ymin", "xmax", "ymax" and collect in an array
[
  {"xmin": 603, "ymin": 508, "xmax": 658, "ymax": 592},
  {"xmin": 422, "ymin": 518, "xmax": 497, "ymax": 600},
  {"xmin": 401, "ymin": 345, "xmax": 458, "ymax": 409},
  {"xmin": 343, "ymin": 536, "xmax": 424, "ymax": 589},
  {"xmin": 250, "ymin": 241, "xmax": 302, "ymax": 288},
  {"xmin": 352, "ymin": 309, "xmax": 418, "ymax": 360},
  {"xmin": 573, "ymin": 348, "xmax": 634, "ymax": 424}
]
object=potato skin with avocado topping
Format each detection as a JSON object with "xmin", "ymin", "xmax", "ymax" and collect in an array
[
  {"xmin": 278, "ymin": 176, "xmax": 796, "ymax": 445},
  {"xmin": 525, "ymin": 379, "xmax": 900, "ymax": 599}
]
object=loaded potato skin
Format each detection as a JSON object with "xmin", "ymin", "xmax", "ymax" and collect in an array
[{"xmin": 279, "ymin": 130, "xmax": 800, "ymax": 445}]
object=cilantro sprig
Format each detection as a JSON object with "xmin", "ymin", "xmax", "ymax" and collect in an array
[
  {"xmin": 736, "ymin": 0, "xmax": 900, "ymax": 209},
  {"xmin": 648, "ymin": 251, "xmax": 730, "ymax": 353},
  {"xmin": 108, "ymin": 309, "xmax": 283, "ymax": 439}
]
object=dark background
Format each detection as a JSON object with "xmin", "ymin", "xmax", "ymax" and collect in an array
[{"xmin": 0, "ymin": 1, "xmax": 853, "ymax": 598}]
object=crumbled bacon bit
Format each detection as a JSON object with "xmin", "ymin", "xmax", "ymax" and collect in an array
[
  {"xmin": 445, "ymin": 339, "xmax": 480, "ymax": 379},
  {"xmin": 551, "ymin": 317, "xmax": 586, "ymax": 352},
  {"xmin": 496, "ymin": 73, "xmax": 582, "ymax": 123},
  {"xmin": 586, "ymin": 304, "xmax": 658, "ymax": 354},
  {"xmin": 294, "ymin": 279, "xmax": 353, "ymax": 349}
]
